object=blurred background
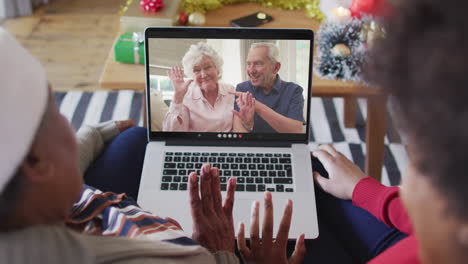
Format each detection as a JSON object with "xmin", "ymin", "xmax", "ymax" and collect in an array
[{"xmin": 1, "ymin": 0, "xmax": 123, "ymax": 91}]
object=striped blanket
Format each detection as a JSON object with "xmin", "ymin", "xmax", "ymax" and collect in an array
[
  {"xmin": 54, "ymin": 91, "xmax": 407, "ymax": 187},
  {"xmin": 66, "ymin": 184, "xmax": 196, "ymax": 245}
]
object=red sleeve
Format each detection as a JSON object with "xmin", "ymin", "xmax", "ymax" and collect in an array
[{"xmin": 352, "ymin": 177, "xmax": 413, "ymax": 235}]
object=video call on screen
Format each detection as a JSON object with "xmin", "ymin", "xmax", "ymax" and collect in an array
[{"xmin": 147, "ymin": 38, "xmax": 311, "ymax": 134}]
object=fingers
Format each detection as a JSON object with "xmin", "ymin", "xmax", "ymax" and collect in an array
[
  {"xmin": 289, "ymin": 234, "xmax": 306, "ymax": 264},
  {"xmin": 200, "ymin": 164, "xmax": 215, "ymax": 216},
  {"xmin": 237, "ymin": 222, "xmax": 251, "ymax": 258},
  {"xmin": 236, "ymin": 92, "xmax": 255, "ymax": 112},
  {"xmin": 275, "ymin": 199, "xmax": 293, "ymax": 250},
  {"xmin": 236, "ymin": 97, "xmax": 245, "ymax": 108},
  {"xmin": 174, "ymin": 66, "xmax": 183, "ymax": 79},
  {"xmin": 229, "ymin": 91, "xmax": 253, "ymax": 101},
  {"xmin": 167, "ymin": 67, "xmax": 174, "ymax": 79},
  {"xmin": 168, "ymin": 66, "xmax": 187, "ymax": 83},
  {"xmin": 210, "ymin": 167, "xmax": 223, "ymax": 215},
  {"xmin": 223, "ymin": 177, "xmax": 236, "ymax": 219},
  {"xmin": 250, "ymin": 200, "xmax": 261, "ymax": 252},
  {"xmin": 231, "ymin": 109, "xmax": 241, "ymax": 118},
  {"xmin": 189, "ymin": 172, "xmax": 202, "ymax": 220},
  {"xmin": 313, "ymin": 171, "xmax": 330, "ymax": 191},
  {"xmin": 229, "ymin": 91, "xmax": 244, "ymax": 97},
  {"xmin": 247, "ymin": 92, "xmax": 253, "ymax": 108},
  {"xmin": 169, "ymin": 66, "xmax": 180, "ymax": 78},
  {"xmin": 317, "ymin": 144, "xmax": 348, "ymax": 160},
  {"xmin": 312, "ymin": 149, "xmax": 334, "ymax": 168},
  {"xmin": 176, "ymin": 66, "xmax": 193, "ymax": 88},
  {"xmin": 243, "ymin": 92, "xmax": 249, "ymax": 108},
  {"xmin": 240, "ymin": 93, "xmax": 247, "ymax": 109},
  {"xmin": 317, "ymin": 144, "xmax": 339, "ymax": 156},
  {"xmin": 261, "ymin": 191, "xmax": 274, "ymax": 249},
  {"xmin": 251, "ymin": 96, "xmax": 256, "ymax": 109}
]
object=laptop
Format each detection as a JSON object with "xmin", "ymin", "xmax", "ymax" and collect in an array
[{"xmin": 138, "ymin": 27, "xmax": 318, "ymax": 239}]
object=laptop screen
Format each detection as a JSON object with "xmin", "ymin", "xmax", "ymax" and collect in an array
[{"xmin": 145, "ymin": 27, "xmax": 313, "ymax": 144}]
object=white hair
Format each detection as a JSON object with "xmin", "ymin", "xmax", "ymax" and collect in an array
[
  {"xmin": 182, "ymin": 42, "xmax": 223, "ymax": 79},
  {"xmin": 250, "ymin": 42, "xmax": 279, "ymax": 63}
]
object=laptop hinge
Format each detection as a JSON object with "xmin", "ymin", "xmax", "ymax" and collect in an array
[{"xmin": 164, "ymin": 139, "xmax": 294, "ymax": 148}]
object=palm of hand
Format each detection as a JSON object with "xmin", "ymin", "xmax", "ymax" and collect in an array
[
  {"xmin": 170, "ymin": 74, "xmax": 190, "ymax": 95},
  {"xmin": 238, "ymin": 101, "xmax": 255, "ymax": 124},
  {"xmin": 247, "ymin": 247, "xmax": 290, "ymax": 264},
  {"xmin": 168, "ymin": 66, "xmax": 192, "ymax": 102},
  {"xmin": 171, "ymin": 75, "xmax": 190, "ymax": 92},
  {"xmin": 235, "ymin": 92, "xmax": 255, "ymax": 126}
]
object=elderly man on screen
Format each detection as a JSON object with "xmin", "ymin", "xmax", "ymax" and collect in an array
[{"xmin": 232, "ymin": 43, "xmax": 305, "ymax": 133}]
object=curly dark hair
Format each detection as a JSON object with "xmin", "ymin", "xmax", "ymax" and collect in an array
[{"xmin": 365, "ymin": 0, "xmax": 468, "ymax": 219}]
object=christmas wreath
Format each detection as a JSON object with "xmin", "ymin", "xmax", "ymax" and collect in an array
[{"xmin": 315, "ymin": 19, "xmax": 367, "ymax": 82}]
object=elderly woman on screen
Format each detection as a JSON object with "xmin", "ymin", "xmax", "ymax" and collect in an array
[{"xmin": 163, "ymin": 42, "xmax": 249, "ymax": 132}]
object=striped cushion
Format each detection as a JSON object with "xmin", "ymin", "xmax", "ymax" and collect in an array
[{"xmin": 54, "ymin": 91, "xmax": 407, "ymax": 187}]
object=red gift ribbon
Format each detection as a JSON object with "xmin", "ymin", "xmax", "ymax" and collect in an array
[{"xmin": 140, "ymin": 0, "xmax": 164, "ymax": 13}]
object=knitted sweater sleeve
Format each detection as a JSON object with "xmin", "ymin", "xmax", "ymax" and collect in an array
[
  {"xmin": 76, "ymin": 121, "xmax": 120, "ymax": 175},
  {"xmin": 352, "ymin": 177, "xmax": 413, "ymax": 235}
]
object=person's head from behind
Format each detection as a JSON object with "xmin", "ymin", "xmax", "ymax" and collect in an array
[
  {"xmin": 366, "ymin": 0, "xmax": 468, "ymax": 263},
  {"xmin": 0, "ymin": 28, "xmax": 82, "ymax": 231},
  {"xmin": 182, "ymin": 42, "xmax": 223, "ymax": 94},
  {"xmin": 246, "ymin": 42, "xmax": 281, "ymax": 90}
]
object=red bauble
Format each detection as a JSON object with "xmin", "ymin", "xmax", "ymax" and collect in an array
[
  {"xmin": 351, "ymin": 0, "xmax": 374, "ymax": 17},
  {"xmin": 179, "ymin": 11, "xmax": 188, "ymax": 25},
  {"xmin": 140, "ymin": 0, "xmax": 164, "ymax": 13},
  {"xmin": 350, "ymin": 0, "xmax": 392, "ymax": 18}
]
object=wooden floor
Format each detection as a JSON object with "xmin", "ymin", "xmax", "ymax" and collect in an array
[{"xmin": 1, "ymin": 0, "xmax": 123, "ymax": 91}]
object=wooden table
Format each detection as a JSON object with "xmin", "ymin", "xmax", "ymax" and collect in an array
[{"xmin": 99, "ymin": 3, "xmax": 387, "ymax": 181}]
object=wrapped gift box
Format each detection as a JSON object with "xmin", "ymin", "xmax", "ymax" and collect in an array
[
  {"xmin": 120, "ymin": 0, "xmax": 181, "ymax": 33},
  {"xmin": 114, "ymin": 32, "xmax": 145, "ymax": 64}
]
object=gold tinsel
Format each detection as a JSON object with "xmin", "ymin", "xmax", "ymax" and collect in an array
[
  {"xmin": 119, "ymin": 0, "xmax": 134, "ymax": 15},
  {"xmin": 181, "ymin": 0, "xmax": 325, "ymax": 20}
]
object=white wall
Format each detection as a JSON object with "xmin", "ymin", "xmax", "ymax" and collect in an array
[
  {"xmin": 0, "ymin": 0, "xmax": 10, "ymax": 18},
  {"xmin": 0, "ymin": 0, "xmax": 42, "ymax": 19},
  {"xmin": 207, "ymin": 39, "xmax": 242, "ymax": 87}
]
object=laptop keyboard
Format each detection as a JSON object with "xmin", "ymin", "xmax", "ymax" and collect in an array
[{"xmin": 160, "ymin": 152, "xmax": 294, "ymax": 192}]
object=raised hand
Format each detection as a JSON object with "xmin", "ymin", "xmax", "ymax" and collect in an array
[
  {"xmin": 230, "ymin": 91, "xmax": 255, "ymax": 131},
  {"xmin": 312, "ymin": 144, "xmax": 367, "ymax": 200},
  {"xmin": 168, "ymin": 66, "xmax": 193, "ymax": 104},
  {"xmin": 189, "ymin": 164, "xmax": 237, "ymax": 253},
  {"xmin": 237, "ymin": 192, "xmax": 306, "ymax": 264}
]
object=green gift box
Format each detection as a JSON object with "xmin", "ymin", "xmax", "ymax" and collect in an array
[{"xmin": 114, "ymin": 32, "xmax": 145, "ymax": 64}]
